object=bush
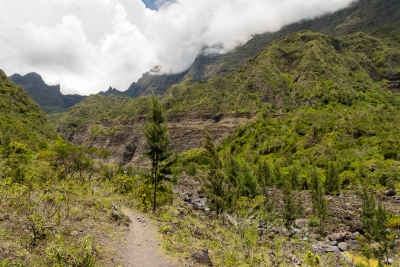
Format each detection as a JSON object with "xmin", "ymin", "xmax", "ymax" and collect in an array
[{"xmin": 307, "ymin": 215, "xmax": 320, "ymax": 228}]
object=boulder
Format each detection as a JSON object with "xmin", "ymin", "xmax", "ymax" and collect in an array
[
  {"xmin": 324, "ymin": 246, "xmax": 340, "ymax": 253},
  {"xmin": 382, "ymin": 258, "xmax": 394, "ymax": 265},
  {"xmin": 329, "ymin": 241, "xmax": 338, "ymax": 246},
  {"xmin": 327, "ymin": 231, "xmax": 352, "ymax": 242},
  {"xmin": 110, "ymin": 210, "xmax": 123, "ymax": 221},
  {"xmin": 384, "ymin": 188, "xmax": 396, "ymax": 197},
  {"xmin": 343, "ymin": 255, "xmax": 352, "ymax": 263},
  {"xmin": 191, "ymin": 248, "xmax": 212, "ymax": 266},
  {"xmin": 295, "ymin": 218, "xmax": 308, "ymax": 228},
  {"xmin": 338, "ymin": 242, "xmax": 349, "ymax": 251}
]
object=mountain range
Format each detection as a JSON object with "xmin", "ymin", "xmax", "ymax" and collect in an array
[
  {"xmin": 11, "ymin": 0, "xmax": 400, "ymax": 115},
  {"xmin": 10, "ymin": 73, "xmax": 86, "ymax": 114},
  {"xmin": 2, "ymin": 0, "xmax": 400, "ymax": 265}
]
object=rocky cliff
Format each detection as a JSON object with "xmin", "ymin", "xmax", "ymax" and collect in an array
[
  {"xmin": 65, "ymin": 113, "xmax": 253, "ymax": 166},
  {"xmin": 123, "ymin": 66, "xmax": 189, "ymax": 98}
]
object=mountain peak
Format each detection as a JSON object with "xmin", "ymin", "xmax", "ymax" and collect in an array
[
  {"xmin": 10, "ymin": 72, "xmax": 85, "ymax": 113},
  {"xmin": 10, "ymin": 72, "xmax": 60, "ymax": 91}
]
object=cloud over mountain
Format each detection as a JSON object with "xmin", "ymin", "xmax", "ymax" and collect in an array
[{"xmin": 0, "ymin": 0, "xmax": 354, "ymax": 95}]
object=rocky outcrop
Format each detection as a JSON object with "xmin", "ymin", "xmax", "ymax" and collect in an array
[
  {"xmin": 123, "ymin": 67, "xmax": 189, "ymax": 98},
  {"xmin": 65, "ymin": 113, "xmax": 253, "ymax": 166}
]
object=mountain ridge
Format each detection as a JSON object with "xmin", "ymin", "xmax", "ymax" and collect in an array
[
  {"xmin": 121, "ymin": 0, "xmax": 400, "ymax": 98},
  {"xmin": 0, "ymin": 70, "xmax": 57, "ymax": 148},
  {"xmin": 56, "ymin": 30, "xmax": 400, "ymax": 164},
  {"xmin": 10, "ymin": 72, "xmax": 86, "ymax": 114}
]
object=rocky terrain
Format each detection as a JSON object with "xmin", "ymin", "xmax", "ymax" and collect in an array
[
  {"xmin": 64, "ymin": 113, "xmax": 253, "ymax": 165},
  {"xmin": 172, "ymin": 174, "xmax": 400, "ymax": 266}
]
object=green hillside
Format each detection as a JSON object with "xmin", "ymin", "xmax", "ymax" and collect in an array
[
  {"xmin": 0, "ymin": 70, "xmax": 57, "ymax": 149},
  {"xmin": 186, "ymin": 0, "xmax": 400, "ymax": 81},
  {"xmin": 5, "ymin": 1, "xmax": 400, "ymax": 265},
  {"xmin": 121, "ymin": 0, "xmax": 400, "ymax": 99},
  {"xmin": 220, "ymin": 103, "xmax": 400, "ymax": 187},
  {"xmin": 0, "ymin": 70, "xmax": 128, "ymax": 266},
  {"xmin": 10, "ymin": 72, "xmax": 86, "ymax": 114},
  {"xmin": 55, "ymin": 31, "xmax": 400, "ymax": 128},
  {"xmin": 164, "ymin": 31, "xmax": 400, "ymax": 113},
  {"xmin": 56, "ymin": 94, "xmax": 132, "ymax": 132},
  {"xmin": 164, "ymin": 30, "xmax": 400, "ymax": 187}
]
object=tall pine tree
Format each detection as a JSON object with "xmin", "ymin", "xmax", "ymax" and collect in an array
[
  {"xmin": 142, "ymin": 95, "xmax": 171, "ymax": 213},
  {"xmin": 325, "ymin": 161, "xmax": 340, "ymax": 195},
  {"xmin": 310, "ymin": 168, "xmax": 328, "ymax": 236},
  {"xmin": 201, "ymin": 130, "xmax": 226, "ymax": 216}
]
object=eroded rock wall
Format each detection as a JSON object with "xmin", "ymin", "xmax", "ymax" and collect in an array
[{"xmin": 66, "ymin": 113, "xmax": 253, "ymax": 166}]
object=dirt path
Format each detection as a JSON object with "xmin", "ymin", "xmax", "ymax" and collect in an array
[{"xmin": 120, "ymin": 207, "xmax": 177, "ymax": 267}]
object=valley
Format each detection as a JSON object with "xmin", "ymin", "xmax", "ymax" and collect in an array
[{"xmin": 1, "ymin": 0, "xmax": 400, "ymax": 266}]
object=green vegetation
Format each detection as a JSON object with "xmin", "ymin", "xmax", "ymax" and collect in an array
[
  {"xmin": 310, "ymin": 168, "xmax": 328, "ymax": 236},
  {"xmin": 55, "ymin": 94, "xmax": 132, "ymax": 131},
  {"xmin": 10, "ymin": 72, "xmax": 86, "ymax": 114},
  {"xmin": 200, "ymin": 130, "xmax": 229, "ymax": 216},
  {"xmin": 55, "ymin": 31, "xmax": 400, "ymax": 127},
  {"xmin": 43, "ymin": 29, "xmax": 400, "ymax": 267},
  {"xmin": 3, "ymin": 2, "xmax": 400, "ymax": 265},
  {"xmin": 0, "ymin": 72, "xmax": 128, "ymax": 266},
  {"xmin": 142, "ymin": 95, "xmax": 173, "ymax": 212},
  {"xmin": 0, "ymin": 70, "xmax": 56, "ymax": 149}
]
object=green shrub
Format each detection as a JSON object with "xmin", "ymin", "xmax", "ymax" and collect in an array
[{"xmin": 307, "ymin": 215, "xmax": 320, "ymax": 228}]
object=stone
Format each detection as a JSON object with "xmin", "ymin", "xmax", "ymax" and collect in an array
[
  {"xmin": 293, "ymin": 228, "xmax": 302, "ymax": 235},
  {"xmin": 111, "ymin": 210, "xmax": 123, "ymax": 221},
  {"xmin": 347, "ymin": 240, "xmax": 359, "ymax": 249},
  {"xmin": 191, "ymin": 248, "xmax": 212, "ymax": 266},
  {"xmin": 382, "ymin": 258, "xmax": 394, "ymax": 265},
  {"xmin": 71, "ymin": 230, "xmax": 79, "ymax": 236},
  {"xmin": 294, "ymin": 218, "xmax": 308, "ymax": 228},
  {"xmin": 324, "ymin": 246, "xmax": 340, "ymax": 253},
  {"xmin": 338, "ymin": 242, "xmax": 349, "ymax": 251},
  {"xmin": 343, "ymin": 255, "xmax": 352, "ymax": 263},
  {"xmin": 329, "ymin": 241, "xmax": 338, "ymax": 246},
  {"xmin": 384, "ymin": 188, "xmax": 396, "ymax": 197},
  {"xmin": 327, "ymin": 231, "xmax": 352, "ymax": 242}
]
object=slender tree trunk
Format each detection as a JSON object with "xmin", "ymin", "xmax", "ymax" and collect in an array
[{"xmin": 153, "ymin": 155, "xmax": 158, "ymax": 213}]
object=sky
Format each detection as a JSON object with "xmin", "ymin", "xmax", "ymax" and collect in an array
[{"xmin": 0, "ymin": 0, "xmax": 355, "ymax": 95}]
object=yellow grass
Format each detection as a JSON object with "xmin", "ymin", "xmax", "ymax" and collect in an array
[{"xmin": 345, "ymin": 253, "xmax": 379, "ymax": 267}]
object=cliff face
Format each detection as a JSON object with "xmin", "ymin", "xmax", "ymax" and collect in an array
[
  {"xmin": 65, "ymin": 113, "xmax": 253, "ymax": 166},
  {"xmin": 58, "ymin": 29, "xmax": 400, "ymax": 166},
  {"xmin": 123, "ymin": 67, "xmax": 189, "ymax": 98}
]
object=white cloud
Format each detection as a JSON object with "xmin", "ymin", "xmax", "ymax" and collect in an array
[{"xmin": 0, "ymin": 0, "xmax": 354, "ymax": 95}]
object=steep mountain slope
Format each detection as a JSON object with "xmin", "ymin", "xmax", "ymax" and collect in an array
[
  {"xmin": 0, "ymin": 70, "xmax": 56, "ymax": 149},
  {"xmin": 56, "ymin": 94, "xmax": 131, "ymax": 132},
  {"xmin": 123, "ymin": 67, "xmax": 189, "ymax": 98},
  {"xmin": 122, "ymin": 0, "xmax": 400, "ymax": 98},
  {"xmin": 10, "ymin": 72, "xmax": 86, "ymax": 114},
  {"xmin": 163, "ymin": 31, "xmax": 400, "ymax": 114},
  {"xmin": 56, "ymin": 31, "xmax": 400, "ymax": 164}
]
